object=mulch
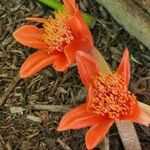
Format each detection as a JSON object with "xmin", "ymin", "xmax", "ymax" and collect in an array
[{"xmin": 0, "ymin": 0, "xmax": 149, "ymax": 149}]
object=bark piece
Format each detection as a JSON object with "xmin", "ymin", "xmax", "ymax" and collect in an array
[{"xmin": 96, "ymin": 0, "xmax": 150, "ymax": 50}]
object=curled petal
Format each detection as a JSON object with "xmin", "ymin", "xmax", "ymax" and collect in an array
[
  {"xmin": 133, "ymin": 109, "xmax": 150, "ymax": 126},
  {"xmin": 64, "ymin": 38, "xmax": 92, "ymax": 64},
  {"xmin": 85, "ymin": 118, "xmax": 114, "ymax": 149},
  {"xmin": 90, "ymin": 47, "xmax": 111, "ymax": 76},
  {"xmin": 117, "ymin": 48, "xmax": 130, "ymax": 86},
  {"xmin": 26, "ymin": 17, "xmax": 46, "ymax": 23},
  {"xmin": 13, "ymin": 25, "xmax": 47, "ymax": 49},
  {"xmin": 124, "ymin": 105, "xmax": 150, "ymax": 126},
  {"xmin": 76, "ymin": 51, "xmax": 99, "ymax": 89},
  {"xmin": 57, "ymin": 104, "xmax": 99, "ymax": 131},
  {"xmin": 63, "ymin": 0, "xmax": 76, "ymax": 14},
  {"xmin": 52, "ymin": 52, "xmax": 69, "ymax": 72},
  {"xmin": 68, "ymin": 11, "xmax": 93, "ymax": 45},
  {"xmin": 20, "ymin": 50, "xmax": 57, "ymax": 78}
]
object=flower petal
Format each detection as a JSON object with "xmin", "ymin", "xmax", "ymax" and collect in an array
[
  {"xmin": 13, "ymin": 25, "xmax": 47, "ymax": 49},
  {"xmin": 90, "ymin": 47, "xmax": 112, "ymax": 76},
  {"xmin": 117, "ymin": 48, "xmax": 130, "ymax": 86},
  {"xmin": 52, "ymin": 52, "xmax": 69, "ymax": 72},
  {"xmin": 76, "ymin": 51, "xmax": 99, "ymax": 89},
  {"xmin": 68, "ymin": 10, "xmax": 93, "ymax": 46},
  {"xmin": 124, "ymin": 104, "xmax": 150, "ymax": 126},
  {"xmin": 64, "ymin": 38, "xmax": 92, "ymax": 64},
  {"xmin": 20, "ymin": 50, "xmax": 57, "ymax": 78},
  {"xmin": 69, "ymin": 115, "xmax": 101, "ymax": 129},
  {"xmin": 26, "ymin": 17, "xmax": 46, "ymax": 23},
  {"xmin": 57, "ymin": 103, "xmax": 100, "ymax": 131},
  {"xmin": 139, "ymin": 102, "xmax": 150, "ymax": 116},
  {"xmin": 63, "ymin": 0, "xmax": 76, "ymax": 14},
  {"xmin": 85, "ymin": 118, "xmax": 114, "ymax": 150}
]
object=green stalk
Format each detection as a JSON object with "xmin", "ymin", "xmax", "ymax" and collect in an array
[
  {"xmin": 82, "ymin": 12, "xmax": 94, "ymax": 27},
  {"xmin": 37, "ymin": 0, "xmax": 95, "ymax": 27},
  {"xmin": 37, "ymin": 0, "xmax": 64, "ymax": 10}
]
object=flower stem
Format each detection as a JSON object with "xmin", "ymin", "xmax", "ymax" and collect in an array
[
  {"xmin": 36, "ymin": 0, "xmax": 95, "ymax": 26},
  {"xmin": 37, "ymin": 0, "xmax": 64, "ymax": 10}
]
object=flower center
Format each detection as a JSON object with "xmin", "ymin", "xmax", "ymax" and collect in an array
[
  {"xmin": 87, "ymin": 74, "xmax": 136, "ymax": 119},
  {"xmin": 42, "ymin": 11, "xmax": 74, "ymax": 53}
]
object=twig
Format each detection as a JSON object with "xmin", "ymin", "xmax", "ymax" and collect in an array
[
  {"xmin": 132, "ymin": 76, "xmax": 150, "ymax": 92},
  {"xmin": 0, "ymin": 74, "xmax": 20, "ymax": 107},
  {"xmin": 104, "ymin": 136, "xmax": 109, "ymax": 150},
  {"xmin": 57, "ymin": 138, "xmax": 72, "ymax": 150},
  {"xmin": 29, "ymin": 104, "xmax": 71, "ymax": 113},
  {"xmin": 96, "ymin": 0, "xmax": 150, "ymax": 50},
  {"xmin": 99, "ymin": 136, "xmax": 109, "ymax": 150}
]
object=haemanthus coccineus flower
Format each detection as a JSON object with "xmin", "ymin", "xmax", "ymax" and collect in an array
[
  {"xmin": 13, "ymin": 0, "xmax": 93, "ymax": 78},
  {"xmin": 57, "ymin": 48, "xmax": 150, "ymax": 149}
]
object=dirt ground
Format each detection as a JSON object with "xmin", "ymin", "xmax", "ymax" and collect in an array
[{"xmin": 0, "ymin": 0, "xmax": 150, "ymax": 150}]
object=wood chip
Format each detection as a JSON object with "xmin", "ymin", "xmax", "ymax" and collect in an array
[
  {"xmin": 10, "ymin": 107, "xmax": 26, "ymax": 114},
  {"xmin": 26, "ymin": 115, "xmax": 42, "ymax": 123},
  {"xmin": 57, "ymin": 138, "xmax": 72, "ymax": 150}
]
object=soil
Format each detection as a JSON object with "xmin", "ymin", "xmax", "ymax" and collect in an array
[{"xmin": 0, "ymin": 0, "xmax": 150, "ymax": 150}]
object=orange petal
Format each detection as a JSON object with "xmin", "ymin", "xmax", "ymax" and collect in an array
[
  {"xmin": 117, "ymin": 48, "xmax": 130, "ymax": 86},
  {"xmin": 26, "ymin": 17, "xmax": 46, "ymax": 23},
  {"xmin": 68, "ymin": 10, "xmax": 93, "ymax": 46},
  {"xmin": 20, "ymin": 50, "xmax": 57, "ymax": 78},
  {"xmin": 123, "ymin": 104, "xmax": 150, "ymax": 126},
  {"xmin": 90, "ymin": 47, "xmax": 112, "ymax": 76},
  {"xmin": 85, "ymin": 119, "xmax": 114, "ymax": 150},
  {"xmin": 13, "ymin": 25, "xmax": 47, "ymax": 49},
  {"xmin": 69, "ymin": 115, "xmax": 101, "ymax": 129},
  {"xmin": 76, "ymin": 51, "xmax": 99, "ymax": 89},
  {"xmin": 132, "ymin": 109, "xmax": 150, "ymax": 126},
  {"xmin": 63, "ymin": 0, "xmax": 76, "ymax": 14},
  {"xmin": 52, "ymin": 52, "xmax": 69, "ymax": 72},
  {"xmin": 57, "ymin": 103, "xmax": 100, "ymax": 131},
  {"xmin": 64, "ymin": 38, "xmax": 92, "ymax": 64}
]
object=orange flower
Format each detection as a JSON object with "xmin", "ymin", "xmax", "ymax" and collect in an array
[
  {"xmin": 13, "ymin": 0, "xmax": 93, "ymax": 78},
  {"xmin": 57, "ymin": 48, "xmax": 150, "ymax": 149}
]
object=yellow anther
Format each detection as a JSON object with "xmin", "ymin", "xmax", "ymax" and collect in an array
[
  {"xmin": 42, "ymin": 10, "xmax": 74, "ymax": 53},
  {"xmin": 88, "ymin": 74, "xmax": 136, "ymax": 119}
]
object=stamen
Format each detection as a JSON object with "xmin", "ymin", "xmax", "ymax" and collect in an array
[
  {"xmin": 88, "ymin": 74, "xmax": 136, "ymax": 119},
  {"xmin": 42, "ymin": 11, "xmax": 74, "ymax": 53}
]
